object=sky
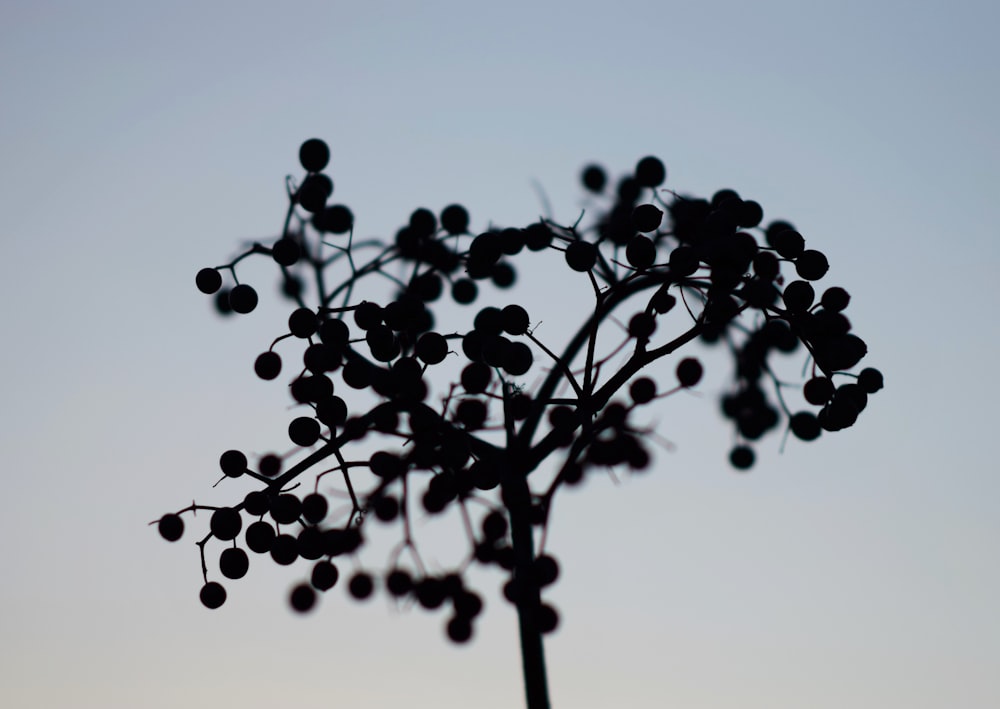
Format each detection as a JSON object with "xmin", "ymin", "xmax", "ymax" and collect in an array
[{"xmin": 1, "ymin": 1, "xmax": 998, "ymax": 707}]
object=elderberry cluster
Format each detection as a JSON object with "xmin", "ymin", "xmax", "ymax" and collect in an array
[{"xmin": 157, "ymin": 139, "xmax": 883, "ymax": 644}]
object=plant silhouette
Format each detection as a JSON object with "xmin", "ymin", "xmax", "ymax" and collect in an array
[{"xmin": 157, "ymin": 139, "xmax": 884, "ymax": 708}]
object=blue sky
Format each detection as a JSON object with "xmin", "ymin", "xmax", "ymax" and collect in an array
[{"xmin": 1, "ymin": 1, "xmax": 998, "ymax": 707}]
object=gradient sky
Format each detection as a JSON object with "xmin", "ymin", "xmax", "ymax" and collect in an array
[{"xmin": 1, "ymin": 1, "xmax": 998, "ymax": 707}]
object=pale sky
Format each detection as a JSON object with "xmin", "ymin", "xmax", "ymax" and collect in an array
[{"xmin": 1, "ymin": 1, "xmax": 998, "ymax": 708}]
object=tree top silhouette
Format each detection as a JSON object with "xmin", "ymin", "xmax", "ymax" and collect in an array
[{"xmin": 157, "ymin": 138, "xmax": 883, "ymax": 708}]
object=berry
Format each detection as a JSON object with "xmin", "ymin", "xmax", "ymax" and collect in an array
[
  {"xmin": 452, "ymin": 278, "xmax": 478, "ymax": 304},
  {"xmin": 416, "ymin": 332, "xmax": 449, "ymax": 364},
  {"xmin": 312, "ymin": 561, "xmax": 340, "ymax": 591},
  {"xmin": 219, "ymin": 449, "xmax": 247, "ymax": 478},
  {"xmin": 676, "ymin": 358, "xmax": 703, "ymax": 387},
  {"xmin": 288, "ymin": 308, "xmax": 318, "ymax": 338},
  {"xmin": 501, "ymin": 304, "xmax": 530, "ymax": 335},
  {"xmin": 796, "ymin": 250, "xmax": 830, "ymax": 281},
  {"xmin": 629, "ymin": 377, "xmax": 656, "ymax": 404},
  {"xmin": 228, "ymin": 284, "xmax": 258, "ymax": 314},
  {"xmin": 631, "ymin": 204, "xmax": 663, "ymax": 233},
  {"xmin": 789, "ymin": 412, "xmax": 822, "ymax": 441},
  {"xmin": 772, "ymin": 229, "xmax": 805, "ymax": 259},
  {"xmin": 298, "ymin": 138, "xmax": 330, "ymax": 172},
  {"xmin": 259, "ymin": 453, "xmax": 282, "ymax": 478},
  {"xmin": 729, "ymin": 445, "xmax": 755, "ymax": 470},
  {"xmin": 254, "ymin": 351, "xmax": 282, "ymax": 380},
  {"xmin": 313, "ymin": 204, "xmax": 353, "ymax": 234},
  {"xmin": 821, "ymin": 286, "xmax": 850, "ymax": 312},
  {"xmin": 803, "ymin": 376, "xmax": 835, "ymax": 405},
  {"xmin": 782, "ymin": 280, "xmax": 815, "ymax": 312},
  {"xmin": 245, "ymin": 521, "xmax": 276, "ymax": 553},
  {"xmin": 296, "ymin": 174, "xmax": 332, "ymax": 213},
  {"xmin": 301, "ymin": 493, "xmax": 329, "ymax": 524},
  {"xmin": 290, "ymin": 583, "xmax": 317, "ymax": 612},
  {"xmin": 565, "ymin": 241, "xmax": 597, "ymax": 272},
  {"xmin": 288, "ymin": 416, "xmax": 321, "ymax": 447},
  {"xmin": 626, "ymin": 235, "xmax": 656, "ymax": 269},
  {"xmin": 158, "ymin": 514, "xmax": 184, "ymax": 542},
  {"xmin": 447, "ymin": 616, "xmax": 473, "ymax": 643},
  {"xmin": 581, "ymin": 164, "xmax": 607, "ymax": 193},
  {"xmin": 196, "ymin": 268, "xmax": 222, "ymax": 294},
  {"xmin": 220, "ymin": 548, "xmax": 250, "ymax": 579},
  {"xmin": 210, "ymin": 507, "xmax": 242, "ymax": 540},
  {"xmin": 271, "ymin": 238, "xmax": 300, "ymax": 266},
  {"xmin": 628, "ymin": 313, "xmax": 656, "ymax": 340},
  {"xmin": 349, "ymin": 572, "xmax": 375, "ymax": 600},
  {"xmin": 537, "ymin": 603, "xmax": 559, "ymax": 634},
  {"xmin": 386, "ymin": 569, "xmax": 413, "ymax": 596},
  {"xmin": 200, "ymin": 582, "xmax": 226, "ymax": 609},
  {"xmin": 440, "ymin": 204, "xmax": 469, "ymax": 235},
  {"xmin": 635, "ymin": 156, "xmax": 666, "ymax": 187},
  {"xmin": 858, "ymin": 367, "xmax": 884, "ymax": 393}
]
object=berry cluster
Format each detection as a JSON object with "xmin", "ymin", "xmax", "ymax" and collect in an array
[{"xmin": 159, "ymin": 139, "xmax": 883, "ymax": 648}]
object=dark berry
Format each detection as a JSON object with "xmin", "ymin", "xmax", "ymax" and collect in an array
[
  {"xmin": 196, "ymin": 268, "xmax": 222, "ymax": 294},
  {"xmin": 565, "ymin": 241, "xmax": 597, "ymax": 272},
  {"xmin": 631, "ymin": 204, "xmax": 663, "ymax": 233},
  {"xmin": 200, "ymin": 582, "xmax": 226, "ymax": 609},
  {"xmin": 857, "ymin": 367, "xmax": 884, "ymax": 393},
  {"xmin": 676, "ymin": 357, "xmax": 703, "ymax": 387},
  {"xmin": 158, "ymin": 514, "xmax": 184, "ymax": 542},
  {"xmin": 635, "ymin": 156, "xmax": 666, "ymax": 187},
  {"xmin": 796, "ymin": 250, "xmax": 829, "ymax": 280},
  {"xmin": 581, "ymin": 164, "xmax": 607, "ymax": 193},
  {"xmin": 219, "ymin": 449, "xmax": 247, "ymax": 478},
  {"xmin": 254, "ymin": 351, "xmax": 282, "ymax": 380},
  {"xmin": 290, "ymin": 583, "xmax": 317, "ymax": 612},
  {"xmin": 299, "ymin": 138, "xmax": 330, "ymax": 172},
  {"xmin": 440, "ymin": 204, "xmax": 469, "ymax": 235},
  {"xmin": 729, "ymin": 445, "xmax": 755, "ymax": 470},
  {"xmin": 228, "ymin": 284, "xmax": 258, "ymax": 314},
  {"xmin": 220, "ymin": 548, "xmax": 250, "ymax": 579},
  {"xmin": 349, "ymin": 572, "xmax": 375, "ymax": 600}
]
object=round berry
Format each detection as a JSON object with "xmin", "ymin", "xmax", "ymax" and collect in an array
[
  {"xmin": 219, "ymin": 449, "xmax": 247, "ymax": 478},
  {"xmin": 228, "ymin": 284, "xmax": 258, "ymax": 314},
  {"xmin": 729, "ymin": 445, "xmax": 755, "ymax": 470},
  {"xmin": 581, "ymin": 164, "xmax": 607, "ymax": 193},
  {"xmin": 271, "ymin": 238, "xmax": 300, "ymax": 266},
  {"xmin": 803, "ymin": 376, "xmax": 835, "ymax": 405},
  {"xmin": 676, "ymin": 357, "xmax": 703, "ymax": 387},
  {"xmin": 416, "ymin": 332, "xmax": 449, "ymax": 364},
  {"xmin": 288, "ymin": 416, "xmax": 321, "ymax": 447},
  {"xmin": 299, "ymin": 138, "xmax": 330, "ymax": 172},
  {"xmin": 789, "ymin": 412, "xmax": 822, "ymax": 441},
  {"xmin": 796, "ymin": 250, "xmax": 830, "ymax": 281},
  {"xmin": 309, "ymin": 561, "xmax": 338, "ymax": 592},
  {"xmin": 196, "ymin": 268, "xmax": 222, "ymax": 294},
  {"xmin": 626, "ymin": 235, "xmax": 656, "ymax": 269},
  {"xmin": 220, "ymin": 547, "xmax": 250, "ymax": 579},
  {"xmin": 290, "ymin": 583, "xmax": 317, "ymax": 612},
  {"xmin": 440, "ymin": 204, "xmax": 469, "ymax": 235},
  {"xmin": 629, "ymin": 377, "xmax": 657, "ymax": 404},
  {"xmin": 158, "ymin": 514, "xmax": 184, "ymax": 542},
  {"xmin": 858, "ymin": 367, "xmax": 884, "ymax": 393},
  {"xmin": 501, "ymin": 304, "xmax": 530, "ymax": 335},
  {"xmin": 631, "ymin": 204, "xmax": 663, "ymax": 233},
  {"xmin": 254, "ymin": 351, "xmax": 282, "ymax": 380},
  {"xmin": 635, "ymin": 155, "xmax": 666, "ymax": 187},
  {"xmin": 821, "ymin": 286, "xmax": 850, "ymax": 312},
  {"xmin": 565, "ymin": 241, "xmax": 597, "ymax": 272},
  {"xmin": 349, "ymin": 572, "xmax": 375, "ymax": 600},
  {"xmin": 200, "ymin": 582, "xmax": 227, "ymax": 609},
  {"xmin": 210, "ymin": 507, "xmax": 242, "ymax": 540}
]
